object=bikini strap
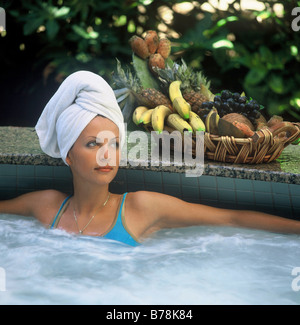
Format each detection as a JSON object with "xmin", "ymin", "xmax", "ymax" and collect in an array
[{"xmin": 49, "ymin": 195, "xmax": 72, "ymax": 229}]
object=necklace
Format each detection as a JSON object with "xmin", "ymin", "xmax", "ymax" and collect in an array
[{"xmin": 73, "ymin": 192, "xmax": 110, "ymax": 234}]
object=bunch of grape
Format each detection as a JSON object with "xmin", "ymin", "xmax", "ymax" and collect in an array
[{"xmin": 198, "ymin": 90, "xmax": 263, "ymax": 126}]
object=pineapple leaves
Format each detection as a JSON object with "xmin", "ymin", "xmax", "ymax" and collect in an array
[{"xmin": 132, "ymin": 54, "xmax": 160, "ymax": 90}]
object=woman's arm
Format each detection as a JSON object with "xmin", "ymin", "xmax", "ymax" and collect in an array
[
  {"xmin": 138, "ymin": 191, "xmax": 300, "ymax": 235},
  {"xmin": 0, "ymin": 190, "xmax": 65, "ymax": 225}
]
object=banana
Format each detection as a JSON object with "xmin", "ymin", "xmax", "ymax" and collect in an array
[
  {"xmin": 132, "ymin": 106, "xmax": 149, "ymax": 125},
  {"xmin": 151, "ymin": 105, "xmax": 172, "ymax": 133},
  {"xmin": 166, "ymin": 113, "xmax": 193, "ymax": 134},
  {"xmin": 169, "ymin": 80, "xmax": 182, "ymax": 102},
  {"xmin": 172, "ymin": 96, "xmax": 191, "ymax": 120},
  {"xmin": 139, "ymin": 108, "xmax": 155, "ymax": 125},
  {"xmin": 189, "ymin": 111, "xmax": 206, "ymax": 133}
]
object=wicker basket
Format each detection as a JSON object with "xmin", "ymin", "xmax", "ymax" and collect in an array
[{"xmin": 145, "ymin": 121, "xmax": 300, "ymax": 164}]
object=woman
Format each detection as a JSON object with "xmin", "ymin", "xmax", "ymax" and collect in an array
[{"xmin": 1, "ymin": 71, "xmax": 300, "ymax": 247}]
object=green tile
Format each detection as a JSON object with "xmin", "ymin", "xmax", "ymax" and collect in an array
[
  {"xmin": 144, "ymin": 171, "xmax": 162, "ymax": 184},
  {"xmin": 127, "ymin": 182, "xmax": 145, "ymax": 192},
  {"xmin": 0, "ymin": 164, "xmax": 17, "ymax": 176},
  {"xmin": 145, "ymin": 183, "xmax": 164, "ymax": 193},
  {"xmin": 273, "ymin": 194, "xmax": 291, "ymax": 207},
  {"xmin": 163, "ymin": 184, "xmax": 181, "ymax": 198},
  {"xmin": 253, "ymin": 180, "xmax": 271, "ymax": 192},
  {"xmin": 271, "ymin": 182, "xmax": 289, "ymax": 195},
  {"xmin": 236, "ymin": 191, "xmax": 254, "ymax": 204},
  {"xmin": 218, "ymin": 189, "xmax": 236, "ymax": 202},
  {"xmin": 274, "ymin": 206, "xmax": 293, "ymax": 218},
  {"xmin": 199, "ymin": 175, "xmax": 216, "ymax": 188},
  {"xmin": 35, "ymin": 177, "xmax": 53, "ymax": 189},
  {"xmin": 17, "ymin": 165, "xmax": 35, "ymax": 177},
  {"xmin": 0, "ymin": 187, "xmax": 17, "ymax": 199},
  {"xmin": 109, "ymin": 181, "xmax": 127, "ymax": 194},
  {"xmin": 289, "ymin": 184, "xmax": 300, "ymax": 196},
  {"xmin": 182, "ymin": 185, "xmax": 199, "ymax": 200},
  {"xmin": 200, "ymin": 187, "xmax": 218, "ymax": 200},
  {"xmin": 35, "ymin": 165, "xmax": 53, "ymax": 177},
  {"xmin": 216, "ymin": 177, "xmax": 235, "ymax": 189},
  {"xmin": 0, "ymin": 176, "xmax": 17, "ymax": 188},
  {"xmin": 180, "ymin": 173, "xmax": 198, "ymax": 187},
  {"xmin": 53, "ymin": 166, "xmax": 72, "ymax": 178},
  {"xmin": 235, "ymin": 179, "xmax": 253, "ymax": 191},
  {"xmin": 53, "ymin": 178, "xmax": 73, "ymax": 192},
  {"xmin": 254, "ymin": 204, "xmax": 275, "ymax": 215},
  {"xmin": 162, "ymin": 172, "xmax": 180, "ymax": 185},
  {"xmin": 114, "ymin": 169, "xmax": 126, "ymax": 182},
  {"xmin": 254, "ymin": 192, "xmax": 273, "ymax": 206},
  {"xmin": 291, "ymin": 196, "xmax": 300, "ymax": 209},
  {"xmin": 17, "ymin": 177, "xmax": 35, "ymax": 189},
  {"xmin": 126, "ymin": 169, "xmax": 144, "ymax": 183}
]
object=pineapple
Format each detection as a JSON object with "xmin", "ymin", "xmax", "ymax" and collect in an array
[
  {"xmin": 156, "ymin": 59, "xmax": 214, "ymax": 112},
  {"xmin": 112, "ymin": 60, "xmax": 172, "ymax": 121}
]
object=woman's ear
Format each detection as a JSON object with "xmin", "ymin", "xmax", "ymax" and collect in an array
[{"xmin": 66, "ymin": 154, "xmax": 72, "ymax": 166}]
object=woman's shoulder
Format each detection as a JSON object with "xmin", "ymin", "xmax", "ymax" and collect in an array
[
  {"xmin": 125, "ymin": 190, "xmax": 174, "ymax": 217},
  {"xmin": 26, "ymin": 189, "xmax": 70, "ymax": 224}
]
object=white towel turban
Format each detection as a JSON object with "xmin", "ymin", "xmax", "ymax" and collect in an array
[{"xmin": 35, "ymin": 70, "xmax": 125, "ymax": 165}]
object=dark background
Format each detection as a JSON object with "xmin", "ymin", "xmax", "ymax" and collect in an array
[{"xmin": 1, "ymin": 0, "xmax": 300, "ymax": 127}]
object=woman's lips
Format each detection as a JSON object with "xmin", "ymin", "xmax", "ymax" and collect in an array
[{"xmin": 95, "ymin": 165, "xmax": 113, "ymax": 172}]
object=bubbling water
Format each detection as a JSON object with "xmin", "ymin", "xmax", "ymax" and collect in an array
[{"xmin": 0, "ymin": 214, "xmax": 299, "ymax": 305}]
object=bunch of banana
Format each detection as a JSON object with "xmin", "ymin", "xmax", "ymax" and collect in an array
[
  {"xmin": 166, "ymin": 114, "xmax": 192, "ymax": 133},
  {"xmin": 169, "ymin": 81, "xmax": 191, "ymax": 120},
  {"xmin": 133, "ymin": 106, "xmax": 154, "ymax": 126},
  {"xmin": 151, "ymin": 105, "xmax": 172, "ymax": 133},
  {"xmin": 132, "ymin": 79, "xmax": 206, "ymax": 134},
  {"xmin": 189, "ymin": 111, "xmax": 206, "ymax": 133},
  {"xmin": 132, "ymin": 105, "xmax": 205, "ymax": 134}
]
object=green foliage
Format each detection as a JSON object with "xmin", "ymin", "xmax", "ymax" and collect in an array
[
  {"xmin": 1, "ymin": 0, "xmax": 300, "ymax": 123},
  {"xmin": 171, "ymin": 0, "xmax": 300, "ymax": 121},
  {"xmin": 3, "ymin": 0, "xmax": 156, "ymax": 80}
]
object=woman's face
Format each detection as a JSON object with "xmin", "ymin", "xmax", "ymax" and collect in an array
[{"xmin": 66, "ymin": 116, "xmax": 120, "ymax": 186}]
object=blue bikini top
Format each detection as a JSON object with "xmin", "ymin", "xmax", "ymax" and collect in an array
[{"xmin": 49, "ymin": 192, "xmax": 140, "ymax": 247}]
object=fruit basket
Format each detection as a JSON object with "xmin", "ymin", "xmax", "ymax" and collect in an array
[{"xmin": 112, "ymin": 31, "xmax": 300, "ymax": 164}]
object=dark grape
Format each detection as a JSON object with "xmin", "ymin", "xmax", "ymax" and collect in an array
[
  {"xmin": 253, "ymin": 110, "xmax": 261, "ymax": 119},
  {"xmin": 239, "ymin": 103, "xmax": 246, "ymax": 112},
  {"xmin": 227, "ymin": 98, "xmax": 235, "ymax": 107},
  {"xmin": 213, "ymin": 101, "xmax": 221, "ymax": 109},
  {"xmin": 233, "ymin": 101, "xmax": 239, "ymax": 110},
  {"xmin": 221, "ymin": 102, "xmax": 230, "ymax": 111},
  {"xmin": 245, "ymin": 103, "xmax": 254, "ymax": 111},
  {"xmin": 208, "ymin": 101, "xmax": 214, "ymax": 110},
  {"xmin": 214, "ymin": 95, "xmax": 221, "ymax": 102},
  {"xmin": 201, "ymin": 102, "xmax": 210, "ymax": 109},
  {"xmin": 221, "ymin": 90, "xmax": 232, "ymax": 100},
  {"xmin": 238, "ymin": 96, "xmax": 247, "ymax": 104},
  {"xmin": 211, "ymin": 90, "xmax": 263, "ymax": 124},
  {"xmin": 232, "ymin": 92, "xmax": 240, "ymax": 101}
]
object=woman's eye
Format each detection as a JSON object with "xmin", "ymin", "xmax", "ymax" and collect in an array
[
  {"xmin": 87, "ymin": 141, "xmax": 97, "ymax": 148},
  {"xmin": 110, "ymin": 141, "xmax": 119, "ymax": 149}
]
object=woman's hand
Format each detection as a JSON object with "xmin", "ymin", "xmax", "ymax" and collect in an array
[{"xmin": 133, "ymin": 191, "xmax": 300, "ymax": 235}]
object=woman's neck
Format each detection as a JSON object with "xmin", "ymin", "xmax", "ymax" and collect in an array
[{"xmin": 71, "ymin": 180, "xmax": 110, "ymax": 217}]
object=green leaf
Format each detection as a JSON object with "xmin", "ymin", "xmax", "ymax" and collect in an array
[
  {"xmin": 46, "ymin": 19, "xmax": 60, "ymax": 40},
  {"xmin": 53, "ymin": 6, "xmax": 71, "ymax": 18},
  {"xmin": 23, "ymin": 17, "xmax": 45, "ymax": 35},
  {"xmin": 212, "ymin": 39, "xmax": 234, "ymax": 49},
  {"xmin": 245, "ymin": 68, "xmax": 267, "ymax": 86},
  {"xmin": 268, "ymin": 74, "xmax": 290, "ymax": 94},
  {"xmin": 132, "ymin": 54, "xmax": 160, "ymax": 90}
]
